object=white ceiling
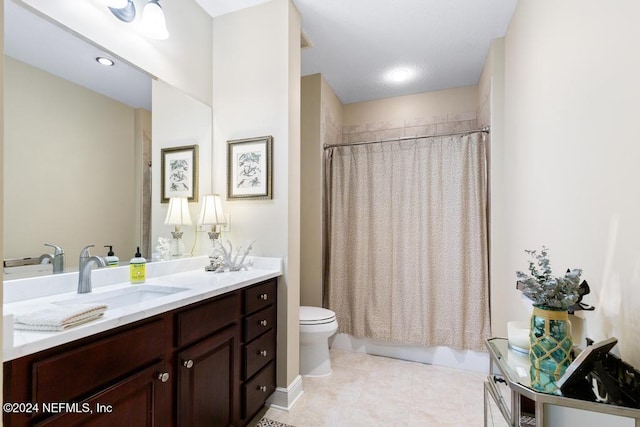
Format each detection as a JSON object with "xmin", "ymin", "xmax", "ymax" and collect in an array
[
  {"xmin": 199, "ymin": 0, "xmax": 518, "ymax": 104},
  {"xmin": 4, "ymin": 0, "xmax": 152, "ymax": 110},
  {"xmin": 5, "ymin": 0, "xmax": 518, "ymax": 108}
]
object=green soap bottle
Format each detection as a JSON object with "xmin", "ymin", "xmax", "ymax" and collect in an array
[{"xmin": 130, "ymin": 247, "xmax": 146, "ymax": 284}]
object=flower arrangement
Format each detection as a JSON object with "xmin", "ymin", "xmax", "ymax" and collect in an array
[{"xmin": 516, "ymin": 246, "xmax": 582, "ymax": 310}]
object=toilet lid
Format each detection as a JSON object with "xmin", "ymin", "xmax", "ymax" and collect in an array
[{"xmin": 300, "ymin": 306, "xmax": 336, "ymax": 325}]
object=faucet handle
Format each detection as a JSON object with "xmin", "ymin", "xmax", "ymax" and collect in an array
[
  {"xmin": 44, "ymin": 243, "xmax": 64, "ymax": 255},
  {"xmin": 80, "ymin": 245, "xmax": 95, "ymax": 258}
]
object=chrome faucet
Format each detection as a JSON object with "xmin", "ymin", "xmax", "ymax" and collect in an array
[
  {"xmin": 39, "ymin": 243, "xmax": 65, "ymax": 274},
  {"xmin": 78, "ymin": 245, "xmax": 107, "ymax": 294}
]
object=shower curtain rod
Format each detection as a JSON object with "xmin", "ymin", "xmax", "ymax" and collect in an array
[{"xmin": 323, "ymin": 126, "xmax": 490, "ymax": 149}]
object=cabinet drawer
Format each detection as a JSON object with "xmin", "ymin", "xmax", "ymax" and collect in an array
[
  {"xmin": 243, "ymin": 305, "xmax": 276, "ymax": 343},
  {"xmin": 33, "ymin": 319, "xmax": 164, "ymax": 404},
  {"xmin": 243, "ymin": 361, "xmax": 275, "ymax": 420},
  {"xmin": 177, "ymin": 292, "xmax": 240, "ymax": 347},
  {"xmin": 243, "ymin": 329, "xmax": 276, "ymax": 380},
  {"xmin": 244, "ymin": 279, "xmax": 276, "ymax": 315}
]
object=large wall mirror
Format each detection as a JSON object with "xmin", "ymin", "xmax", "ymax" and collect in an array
[{"xmin": 3, "ymin": 0, "xmax": 210, "ymax": 278}]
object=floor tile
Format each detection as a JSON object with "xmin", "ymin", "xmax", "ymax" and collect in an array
[{"xmin": 263, "ymin": 348, "xmax": 502, "ymax": 426}]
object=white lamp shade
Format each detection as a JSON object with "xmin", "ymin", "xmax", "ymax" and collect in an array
[
  {"xmin": 198, "ymin": 194, "xmax": 226, "ymax": 225},
  {"xmin": 165, "ymin": 197, "xmax": 192, "ymax": 226},
  {"xmin": 141, "ymin": 0, "xmax": 170, "ymax": 40}
]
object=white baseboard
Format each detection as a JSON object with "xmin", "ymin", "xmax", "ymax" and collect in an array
[
  {"xmin": 330, "ymin": 333, "xmax": 490, "ymax": 373},
  {"xmin": 266, "ymin": 375, "xmax": 304, "ymax": 411}
]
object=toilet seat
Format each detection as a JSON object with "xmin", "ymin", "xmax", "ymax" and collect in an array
[{"xmin": 300, "ymin": 306, "xmax": 336, "ymax": 325}]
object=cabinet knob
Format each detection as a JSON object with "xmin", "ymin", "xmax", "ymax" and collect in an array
[
  {"xmin": 183, "ymin": 359, "xmax": 194, "ymax": 369},
  {"xmin": 259, "ymin": 350, "xmax": 268, "ymax": 357},
  {"xmin": 259, "ymin": 320, "xmax": 268, "ymax": 327},
  {"xmin": 258, "ymin": 386, "xmax": 267, "ymax": 392},
  {"xmin": 259, "ymin": 293, "xmax": 268, "ymax": 301},
  {"xmin": 157, "ymin": 372, "xmax": 170, "ymax": 383}
]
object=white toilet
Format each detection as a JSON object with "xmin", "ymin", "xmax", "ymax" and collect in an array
[{"xmin": 299, "ymin": 306, "xmax": 338, "ymax": 376}]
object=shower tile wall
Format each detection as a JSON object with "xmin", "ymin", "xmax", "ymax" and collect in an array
[{"xmin": 342, "ymin": 111, "xmax": 478, "ymax": 145}]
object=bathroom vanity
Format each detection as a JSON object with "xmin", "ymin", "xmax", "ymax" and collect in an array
[{"xmin": 2, "ymin": 257, "xmax": 280, "ymax": 427}]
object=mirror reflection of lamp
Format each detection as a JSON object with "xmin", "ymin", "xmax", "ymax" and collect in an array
[
  {"xmin": 164, "ymin": 197, "xmax": 192, "ymax": 257},
  {"xmin": 198, "ymin": 194, "xmax": 227, "ymax": 271}
]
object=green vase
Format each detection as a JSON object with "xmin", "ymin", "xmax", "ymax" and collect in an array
[{"xmin": 529, "ymin": 305, "xmax": 572, "ymax": 381}]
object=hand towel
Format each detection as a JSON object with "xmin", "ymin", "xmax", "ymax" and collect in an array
[{"xmin": 13, "ymin": 303, "xmax": 108, "ymax": 332}]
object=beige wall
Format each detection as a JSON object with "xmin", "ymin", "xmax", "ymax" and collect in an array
[
  {"xmin": 343, "ymin": 86, "xmax": 478, "ymax": 129},
  {"xmin": 491, "ymin": 0, "xmax": 640, "ymax": 368},
  {"xmin": 4, "ymin": 57, "xmax": 142, "ymax": 266},
  {"xmin": 342, "ymin": 86, "xmax": 478, "ymax": 146},
  {"xmin": 478, "ymin": 38, "xmax": 506, "ymax": 339},
  {"xmin": 300, "ymin": 74, "xmax": 343, "ymax": 307},
  {"xmin": 301, "ymin": 76, "xmax": 321, "ymax": 307},
  {"xmin": 212, "ymin": 0, "xmax": 301, "ymax": 388}
]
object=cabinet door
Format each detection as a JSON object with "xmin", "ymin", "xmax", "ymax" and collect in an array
[
  {"xmin": 34, "ymin": 361, "xmax": 170, "ymax": 427},
  {"xmin": 177, "ymin": 325, "xmax": 240, "ymax": 427}
]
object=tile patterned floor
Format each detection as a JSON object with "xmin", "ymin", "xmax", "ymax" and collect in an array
[{"xmin": 261, "ymin": 348, "xmax": 509, "ymax": 427}]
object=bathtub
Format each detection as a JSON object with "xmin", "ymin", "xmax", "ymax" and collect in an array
[{"xmin": 330, "ymin": 333, "xmax": 490, "ymax": 373}]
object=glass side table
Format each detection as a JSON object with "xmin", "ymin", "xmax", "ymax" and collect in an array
[{"xmin": 484, "ymin": 338, "xmax": 640, "ymax": 427}]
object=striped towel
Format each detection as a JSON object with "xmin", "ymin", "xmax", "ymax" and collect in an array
[{"xmin": 14, "ymin": 303, "xmax": 108, "ymax": 332}]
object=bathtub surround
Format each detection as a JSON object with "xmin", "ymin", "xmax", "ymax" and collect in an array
[{"xmin": 324, "ymin": 131, "xmax": 490, "ymax": 352}]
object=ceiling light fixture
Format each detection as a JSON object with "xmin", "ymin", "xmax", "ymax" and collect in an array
[
  {"xmin": 389, "ymin": 68, "xmax": 412, "ymax": 83},
  {"xmin": 141, "ymin": 0, "xmax": 170, "ymax": 40},
  {"xmin": 96, "ymin": 57, "xmax": 115, "ymax": 66},
  {"xmin": 108, "ymin": 0, "xmax": 136, "ymax": 23}
]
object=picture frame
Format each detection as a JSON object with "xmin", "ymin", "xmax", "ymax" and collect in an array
[
  {"xmin": 161, "ymin": 144, "xmax": 199, "ymax": 203},
  {"xmin": 227, "ymin": 136, "xmax": 273, "ymax": 200}
]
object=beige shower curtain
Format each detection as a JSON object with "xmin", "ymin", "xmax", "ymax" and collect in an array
[{"xmin": 324, "ymin": 132, "xmax": 490, "ymax": 352}]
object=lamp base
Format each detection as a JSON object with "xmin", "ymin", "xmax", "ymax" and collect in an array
[{"xmin": 170, "ymin": 233, "xmax": 185, "ymax": 257}]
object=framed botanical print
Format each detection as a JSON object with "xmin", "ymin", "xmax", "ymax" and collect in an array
[
  {"xmin": 227, "ymin": 136, "xmax": 273, "ymax": 200},
  {"xmin": 161, "ymin": 144, "xmax": 199, "ymax": 203}
]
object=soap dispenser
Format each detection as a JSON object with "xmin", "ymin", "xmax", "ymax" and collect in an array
[
  {"xmin": 104, "ymin": 245, "xmax": 119, "ymax": 267},
  {"xmin": 130, "ymin": 247, "xmax": 146, "ymax": 284}
]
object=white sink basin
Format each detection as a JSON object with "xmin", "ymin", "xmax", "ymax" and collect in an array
[{"xmin": 54, "ymin": 285, "xmax": 190, "ymax": 309}]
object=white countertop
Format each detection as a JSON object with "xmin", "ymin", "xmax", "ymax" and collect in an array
[{"xmin": 3, "ymin": 256, "xmax": 283, "ymax": 361}]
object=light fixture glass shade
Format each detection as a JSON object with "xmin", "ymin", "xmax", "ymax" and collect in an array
[
  {"xmin": 164, "ymin": 197, "xmax": 192, "ymax": 226},
  {"xmin": 108, "ymin": 0, "xmax": 136, "ymax": 23},
  {"xmin": 198, "ymin": 194, "xmax": 226, "ymax": 225},
  {"xmin": 141, "ymin": 0, "xmax": 170, "ymax": 40}
]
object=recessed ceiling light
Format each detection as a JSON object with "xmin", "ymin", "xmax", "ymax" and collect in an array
[
  {"xmin": 389, "ymin": 68, "xmax": 411, "ymax": 83},
  {"xmin": 96, "ymin": 57, "xmax": 115, "ymax": 66}
]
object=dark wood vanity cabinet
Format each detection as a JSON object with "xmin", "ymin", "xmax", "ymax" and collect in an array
[
  {"xmin": 175, "ymin": 292, "xmax": 241, "ymax": 427},
  {"xmin": 241, "ymin": 279, "xmax": 277, "ymax": 424},
  {"xmin": 3, "ymin": 278, "xmax": 278, "ymax": 427},
  {"xmin": 3, "ymin": 317, "xmax": 172, "ymax": 427}
]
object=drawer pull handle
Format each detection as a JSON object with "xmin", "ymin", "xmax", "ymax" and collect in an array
[
  {"xmin": 158, "ymin": 372, "xmax": 170, "ymax": 383},
  {"xmin": 183, "ymin": 359, "xmax": 194, "ymax": 369},
  {"xmin": 258, "ymin": 386, "xmax": 267, "ymax": 392},
  {"xmin": 259, "ymin": 350, "xmax": 268, "ymax": 357},
  {"xmin": 260, "ymin": 320, "xmax": 268, "ymax": 327},
  {"xmin": 259, "ymin": 293, "xmax": 269, "ymax": 301}
]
